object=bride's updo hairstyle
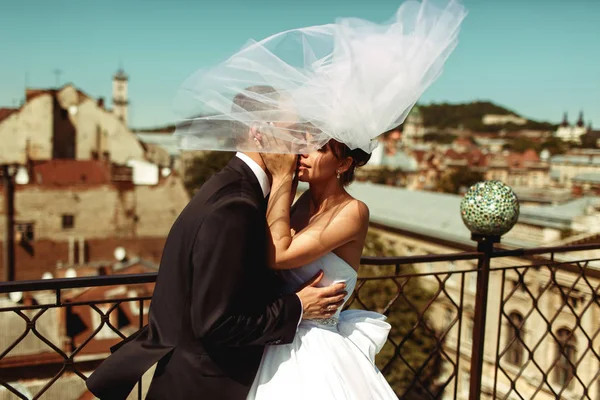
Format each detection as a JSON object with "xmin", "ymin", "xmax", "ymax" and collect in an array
[{"xmin": 327, "ymin": 139, "xmax": 371, "ymax": 186}]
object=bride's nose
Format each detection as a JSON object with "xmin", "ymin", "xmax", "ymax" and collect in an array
[{"xmin": 300, "ymin": 153, "xmax": 309, "ymax": 159}]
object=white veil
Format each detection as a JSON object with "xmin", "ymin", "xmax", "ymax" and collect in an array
[{"xmin": 173, "ymin": 0, "xmax": 467, "ymax": 154}]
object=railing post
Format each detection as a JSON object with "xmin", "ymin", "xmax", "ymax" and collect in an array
[
  {"xmin": 2, "ymin": 164, "xmax": 16, "ymax": 282},
  {"xmin": 468, "ymin": 234, "xmax": 498, "ymax": 400}
]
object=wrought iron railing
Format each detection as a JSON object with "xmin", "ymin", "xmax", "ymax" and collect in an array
[{"xmin": 1, "ymin": 242, "xmax": 599, "ymax": 400}]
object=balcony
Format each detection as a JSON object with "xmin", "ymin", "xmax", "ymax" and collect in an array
[{"xmin": 1, "ymin": 240, "xmax": 599, "ymax": 400}]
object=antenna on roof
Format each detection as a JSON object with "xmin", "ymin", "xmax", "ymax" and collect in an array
[{"xmin": 53, "ymin": 68, "xmax": 63, "ymax": 88}]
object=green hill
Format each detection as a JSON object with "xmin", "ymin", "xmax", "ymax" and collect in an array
[{"xmin": 417, "ymin": 101, "xmax": 557, "ymax": 132}]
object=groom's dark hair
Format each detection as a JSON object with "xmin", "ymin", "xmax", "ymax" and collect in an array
[
  {"xmin": 232, "ymin": 85, "xmax": 280, "ymax": 114},
  {"xmin": 230, "ymin": 85, "xmax": 282, "ymax": 146}
]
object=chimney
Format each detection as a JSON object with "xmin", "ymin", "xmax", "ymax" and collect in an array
[
  {"xmin": 97, "ymin": 97, "xmax": 105, "ymax": 109},
  {"xmin": 78, "ymin": 237, "xmax": 86, "ymax": 265}
]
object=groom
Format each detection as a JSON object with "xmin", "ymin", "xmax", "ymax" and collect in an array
[{"xmin": 86, "ymin": 87, "xmax": 346, "ymax": 400}]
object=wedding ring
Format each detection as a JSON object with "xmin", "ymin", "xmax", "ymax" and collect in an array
[{"xmin": 327, "ymin": 305, "xmax": 334, "ymax": 311}]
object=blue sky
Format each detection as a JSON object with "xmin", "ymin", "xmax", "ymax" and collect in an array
[{"xmin": 1, "ymin": 0, "xmax": 598, "ymax": 129}]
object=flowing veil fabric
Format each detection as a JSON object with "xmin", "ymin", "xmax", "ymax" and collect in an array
[{"xmin": 174, "ymin": 0, "xmax": 467, "ymax": 154}]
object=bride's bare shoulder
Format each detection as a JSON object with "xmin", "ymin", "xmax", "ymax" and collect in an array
[{"xmin": 342, "ymin": 197, "xmax": 369, "ymax": 224}]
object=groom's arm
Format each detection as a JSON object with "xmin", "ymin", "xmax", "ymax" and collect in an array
[{"xmin": 190, "ymin": 197, "xmax": 302, "ymax": 347}]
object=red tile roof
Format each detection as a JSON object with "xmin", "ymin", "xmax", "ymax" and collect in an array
[
  {"xmin": 412, "ymin": 150, "xmax": 427, "ymax": 163},
  {"xmin": 2, "ymin": 85, "xmax": 96, "ymax": 126},
  {"xmin": 25, "ymin": 89, "xmax": 53, "ymax": 102},
  {"xmin": 0, "ymin": 108, "xmax": 17, "ymax": 122},
  {"xmin": 32, "ymin": 160, "xmax": 112, "ymax": 186},
  {"xmin": 522, "ymin": 148, "xmax": 540, "ymax": 162}
]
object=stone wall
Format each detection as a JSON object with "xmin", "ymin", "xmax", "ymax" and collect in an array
[{"xmin": 0, "ymin": 95, "xmax": 53, "ymax": 164}]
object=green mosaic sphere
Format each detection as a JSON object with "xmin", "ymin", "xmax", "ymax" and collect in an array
[{"xmin": 460, "ymin": 180, "xmax": 519, "ymax": 236}]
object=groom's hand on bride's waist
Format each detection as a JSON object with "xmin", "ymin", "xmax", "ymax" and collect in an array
[{"xmin": 296, "ymin": 270, "xmax": 347, "ymax": 320}]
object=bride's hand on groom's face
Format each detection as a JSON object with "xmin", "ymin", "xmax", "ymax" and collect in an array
[
  {"xmin": 296, "ymin": 271, "xmax": 347, "ymax": 320},
  {"xmin": 261, "ymin": 151, "xmax": 297, "ymax": 181},
  {"xmin": 252, "ymin": 126, "xmax": 297, "ymax": 179}
]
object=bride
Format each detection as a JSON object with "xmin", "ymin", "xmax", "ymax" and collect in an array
[
  {"xmin": 174, "ymin": 0, "xmax": 467, "ymax": 398},
  {"xmin": 248, "ymin": 137, "xmax": 396, "ymax": 399}
]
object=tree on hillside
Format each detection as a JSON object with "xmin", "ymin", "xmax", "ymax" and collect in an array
[
  {"xmin": 419, "ymin": 101, "xmax": 515, "ymax": 130},
  {"xmin": 437, "ymin": 167, "xmax": 484, "ymax": 194},
  {"xmin": 418, "ymin": 101, "xmax": 558, "ymax": 132},
  {"xmin": 502, "ymin": 137, "xmax": 539, "ymax": 153},
  {"xmin": 184, "ymin": 151, "xmax": 235, "ymax": 196},
  {"xmin": 580, "ymin": 132, "xmax": 599, "ymax": 149},
  {"xmin": 423, "ymin": 132, "xmax": 457, "ymax": 144},
  {"xmin": 354, "ymin": 231, "xmax": 443, "ymax": 398},
  {"xmin": 367, "ymin": 167, "xmax": 404, "ymax": 186},
  {"xmin": 540, "ymin": 137, "xmax": 569, "ymax": 155}
]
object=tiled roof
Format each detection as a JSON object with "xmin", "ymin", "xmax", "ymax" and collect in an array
[
  {"xmin": 573, "ymin": 173, "xmax": 600, "ymax": 184},
  {"xmin": 519, "ymin": 196, "xmax": 600, "ymax": 229},
  {"xmin": 551, "ymin": 155, "xmax": 600, "ymax": 166}
]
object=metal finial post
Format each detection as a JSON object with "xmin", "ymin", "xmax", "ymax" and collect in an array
[{"xmin": 460, "ymin": 180, "xmax": 519, "ymax": 400}]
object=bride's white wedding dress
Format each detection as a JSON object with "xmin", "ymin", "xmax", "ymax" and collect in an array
[{"xmin": 247, "ymin": 252, "xmax": 397, "ymax": 399}]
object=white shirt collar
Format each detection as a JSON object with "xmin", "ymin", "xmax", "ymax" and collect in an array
[{"xmin": 235, "ymin": 152, "xmax": 270, "ymax": 198}]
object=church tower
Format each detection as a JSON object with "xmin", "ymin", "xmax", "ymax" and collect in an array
[
  {"xmin": 560, "ymin": 112, "xmax": 569, "ymax": 127},
  {"xmin": 576, "ymin": 111, "xmax": 585, "ymax": 127},
  {"xmin": 112, "ymin": 68, "xmax": 129, "ymax": 125}
]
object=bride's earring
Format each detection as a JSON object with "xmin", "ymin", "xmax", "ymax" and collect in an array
[{"xmin": 336, "ymin": 170, "xmax": 341, "ymax": 179}]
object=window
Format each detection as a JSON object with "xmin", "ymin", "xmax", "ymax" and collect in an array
[
  {"xmin": 465, "ymin": 316, "xmax": 474, "ymax": 343},
  {"xmin": 15, "ymin": 222, "xmax": 34, "ymax": 242},
  {"xmin": 559, "ymin": 288, "xmax": 581, "ymax": 309},
  {"xmin": 506, "ymin": 312, "xmax": 525, "ymax": 366},
  {"xmin": 444, "ymin": 308, "xmax": 454, "ymax": 329},
  {"xmin": 62, "ymin": 214, "xmax": 74, "ymax": 230},
  {"xmin": 461, "ymin": 370, "xmax": 470, "ymax": 395},
  {"xmin": 468, "ymin": 273, "xmax": 477, "ymax": 293},
  {"xmin": 553, "ymin": 328, "xmax": 577, "ymax": 388}
]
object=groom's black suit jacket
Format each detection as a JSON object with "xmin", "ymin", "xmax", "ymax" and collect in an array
[{"xmin": 86, "ymin": 157, "xmax": 302, "ymax": 400}]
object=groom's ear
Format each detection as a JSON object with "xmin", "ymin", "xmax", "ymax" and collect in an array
[{"xmin": 249, "ymin": 126, "xmax": 264, "ymax": 150}]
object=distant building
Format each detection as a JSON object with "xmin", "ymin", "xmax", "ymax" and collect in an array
[
  {"xmin": 402, "ymin": 106, "xmax": 426, "ymax": 145},
  {"xmin": 555, "ymin": 111, "xmax": 588, "ymax": 143},
  {"xmin": 482, "ymin": 114, "xmax": 527, "ymax": 126},
  {"xmin": 0, "ymin": 159, "xmax": 189, "ymax": 280},
  {"xmin": 0, "ymin": 71, "xmax": 190, "ymax": 281},
  {"xmin": 112, "ymin": 69, "xmax": 129, "ymax": 125},
  {"xmin": 550, "ymin": 150, "xmax": 600, "ymax": 187},
  {"xmin": 485, "ymin": 148, "xmax": 550, "ymax": 189},
  {"xmin": 0, "ymin": 70, "xmax": 141, "ymax": 165}
]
